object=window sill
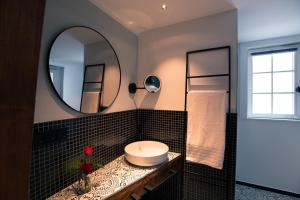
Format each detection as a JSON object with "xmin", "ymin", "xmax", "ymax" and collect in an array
[{"xmin": 246, "ymin": 117, "xmax": 300, "ymax": 122}]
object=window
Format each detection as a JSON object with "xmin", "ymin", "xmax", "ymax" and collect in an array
[
  {"xmin": 248, "ymin": 45, "xmax": 300, "ymax": 119},
  {"xmin": 49, "ymin": 65, "xmax": 64, "ymax": 97}
]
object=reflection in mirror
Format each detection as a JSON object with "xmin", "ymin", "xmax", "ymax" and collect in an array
[
  {"xmin": 48, "ymin": 26, "xmax": 121, "ymax": 114},
  {"xmin": 144, "ymin": 75, "xmax": 161, "ymax": 93},
  {"xmin": 81, "ymin": 64, "xmax": 105, "ymax": 113}
]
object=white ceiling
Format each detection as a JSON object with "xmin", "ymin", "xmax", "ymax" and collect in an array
[
  {"xmin": 89, "ymin": 0, "xmax": 235, "ymax": 34},
  {"xmin": 89, "ymin": 0, "xmax": 300, "ymax": 42}
]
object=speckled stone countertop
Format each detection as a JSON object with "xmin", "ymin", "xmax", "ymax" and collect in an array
[{"xmin": 48, "ymin": 152, "xmax": 180, "ymax": 200}]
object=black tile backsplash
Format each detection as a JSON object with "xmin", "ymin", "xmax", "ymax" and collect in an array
[
  {"xmin": 138, "ymin": 109, "xmax": 187, "ymax": 155},
  {"xmin": 30, "ymin": 110, "xmax": 236, "ymax": 200},
  {"xmin": 184, "ymin": 173, "xmax": 227, "ymax": 200},
  {"xmin": 138, "ymin": 109, "xmax": 187, "ymax": 200},
  {"xmin": 33, "ymin": 127, "xmax": 68, "ymax": 147},
  {"xmin": 30, "ymin": 110, "xmax": 138, "ymax": 200}
]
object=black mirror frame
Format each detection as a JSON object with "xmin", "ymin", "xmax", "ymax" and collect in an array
[{"xmin": 47, "ymin": 26, "xmax": 122, "ymax": 114}]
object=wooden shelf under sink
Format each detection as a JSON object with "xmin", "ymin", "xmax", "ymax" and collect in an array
[{"xmin": 110, "ymin": 155, "xmax": 183, "ymax": 200}]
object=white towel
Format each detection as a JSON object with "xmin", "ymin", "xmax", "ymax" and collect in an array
[
  {"xmin": 81, "ymin": 92, "xmax": 100, "ymax": 113},
  {"xmin": 186, "ymin": 90, "xmax": 227, "ymax": 169}
]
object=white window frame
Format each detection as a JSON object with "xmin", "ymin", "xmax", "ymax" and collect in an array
[{"xmin": 247, "ymin": 43, "xmax": 300, "ymax": 120}]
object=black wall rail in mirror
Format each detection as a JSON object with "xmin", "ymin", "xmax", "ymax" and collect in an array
[{"xmin": 47, "ymin": 26, "xmax": 121, "ymax": 114}]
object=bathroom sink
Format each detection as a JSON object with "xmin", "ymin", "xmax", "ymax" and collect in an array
[{"xmin": 125, "ymin": 141, "xmax": 169, "ymax": 167}]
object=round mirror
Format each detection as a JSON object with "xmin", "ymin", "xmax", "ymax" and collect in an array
[
  {"xmin": 144, "ymin": 75, "xmax": 161, "ymax": 93},
  {"xmin": 48, "ymin": 26, "xmax": 121, "ymax": 114}
]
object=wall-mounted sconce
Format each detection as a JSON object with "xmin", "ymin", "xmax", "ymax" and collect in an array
[{"xmin": 129, "ymin": 75, "xmax": 161, "ymax": 94}]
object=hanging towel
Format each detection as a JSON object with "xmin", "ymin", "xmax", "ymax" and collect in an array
[
  {"xmin": 81, "ymin": 92, "xmax": 100, "ymax": 113},
  {"xmin": 186, "ymin": 90, "xmax": 227, "ymax": 169}
]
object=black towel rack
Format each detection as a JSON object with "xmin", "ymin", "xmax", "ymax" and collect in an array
[
  {"xmin": 184, "ymin": 45, "xmax": 232, "ymax": 174},
  {"xmin": 80, "ymin": 63, "xmax": 106, "ymax": 112},
  {"xmin": 184, "ymin": 45, "xmax": 231, "ymax": 114}
]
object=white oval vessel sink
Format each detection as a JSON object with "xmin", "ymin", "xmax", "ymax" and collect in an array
[{"xmin": 125, "ymin": 141, "xmax": 169, "ymax": 167}]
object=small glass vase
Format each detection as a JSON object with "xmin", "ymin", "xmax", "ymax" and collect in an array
[{"xmin": 73, "ymin": 173, "xmax": 91, "ymax": 196}]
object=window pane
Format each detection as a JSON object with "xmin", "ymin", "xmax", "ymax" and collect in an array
[
  {"xmin": 273, "ymin": 52, "xmax": 294, "ymax": 71},
  {"xmin": 273, "ymin": 72, "xmax": 294, "ymax": 92},
  {"xmin": 273, "ymin": 94, "xmax": 294, "ymax": 115},
  {"xmin": 252, "ymin": 73, "xmax": 271, "ymax": 93},
  {"xmin": 252, "ymin": 54, "xmax": 272, "ymax": 73},
  {"xmin": 252, "ymin": 94, "xmax": 271, "ymax": 114}
]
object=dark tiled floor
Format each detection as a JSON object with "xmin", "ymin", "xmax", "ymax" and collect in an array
[{"xmin": 235, "ymin": 184, "xmax": 300, "ymax": 200}]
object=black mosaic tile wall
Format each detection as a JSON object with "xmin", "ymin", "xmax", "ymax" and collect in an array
[
  {"xmin": 147, "ymin": 170, "xmax": 182, "ymax": 200},
  {"xmin": 30, "ymin": 110, "xmax": 138, "ymax": 200},
  {"xmin": 30, "ymin": 109, "xmax": 236, "ymax": 200},
  {"xmin": 183, "ymin": 113, "xmax": 237, "ymax": 200},
  {"xmin": 137, "ymin": 109, "xmax": 187, "ymax": 155},
  {"xmin": 138, "ymin": 109, "xmax": 187, "ymax": 200},
  {"xmin": 137, "ymin": 110, "xmax": 237, "ymax": 200},
  {"xmin": 184, "ymin": 174, "xmax": 227, "ymax": 200}
]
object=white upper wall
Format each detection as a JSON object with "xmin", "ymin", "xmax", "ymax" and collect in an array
[
  {"xmin": 237, "ymin": 34, "xmax": 300, "ymax": 194},
  {"xmin": 234, "ymin": 0, "xmax": 300, "ymax": 42},
  {"xmin": 235, "ymin": 0, "xmax": 300, "ymax": 194},
  {"xmin": 135, "ymin": 10, "xmax": 238, "ymax": 111}
]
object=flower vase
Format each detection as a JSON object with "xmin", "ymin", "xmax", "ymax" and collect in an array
[{"xmin": 73, "ymin": 173, "xmax": 91, "ymax": 195}]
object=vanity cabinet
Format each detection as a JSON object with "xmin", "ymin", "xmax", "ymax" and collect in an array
[{"xmin": 109, "ymin": 155, "xmax": 183, "ymax": 200}]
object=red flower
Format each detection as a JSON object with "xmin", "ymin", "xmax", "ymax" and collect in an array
[
  {"xmin": 83, "ymin": 146, "xmax": 93, "ymax": 156},
  {"xmin": 80, "ymin": 163, "xmax": 94, "ymax": 174}
]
